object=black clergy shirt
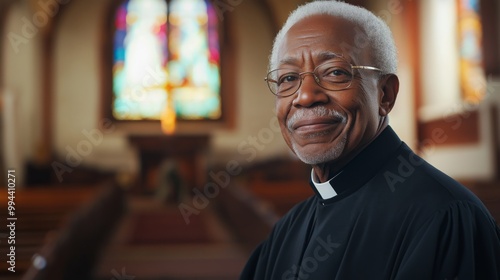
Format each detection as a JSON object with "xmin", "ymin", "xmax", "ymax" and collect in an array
[{"xmin": 240, "ymin": 126, "xmax": 500, "ymax": 280}]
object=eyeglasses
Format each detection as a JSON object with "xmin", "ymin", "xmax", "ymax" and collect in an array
[{"xmin": 265, "ymin": 59, "xmax": 382, "ymax": 97}]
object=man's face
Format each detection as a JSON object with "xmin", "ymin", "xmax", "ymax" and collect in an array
[{"xmin": 275, "ymin": 14, "xmax": 383, "ymax": 167}]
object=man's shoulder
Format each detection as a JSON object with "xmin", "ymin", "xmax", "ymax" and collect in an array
[{"xmin": 382, "ymin": 143, "xmax": 491, "ymax": 216}]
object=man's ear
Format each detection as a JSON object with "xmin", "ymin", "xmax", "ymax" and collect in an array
[{"xmin": 378, "ymin": 74, "xmax": 399, "ymax": 116}]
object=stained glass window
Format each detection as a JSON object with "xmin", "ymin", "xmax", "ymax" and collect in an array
[
  {"xmin": 112, "ymin": 0, "xmax": 221, "ymax": 123},
  {"xmin": 458, "ymin": 0, "xmax": 486, "ymax": 103}
]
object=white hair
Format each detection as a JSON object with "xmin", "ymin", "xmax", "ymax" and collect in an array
[{"xmin": 269, "ymin": 0, "xmax": 398, "ymax": 74}]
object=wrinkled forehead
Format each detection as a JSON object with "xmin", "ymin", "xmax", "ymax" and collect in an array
[{"xmin": 275, "ymin": 14, "xmax": 373, "ymax": 68}]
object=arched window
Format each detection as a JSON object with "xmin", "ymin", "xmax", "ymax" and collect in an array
[{"xmin": 111, "ymin": 0, "xmax": 221, "ymax": 132}]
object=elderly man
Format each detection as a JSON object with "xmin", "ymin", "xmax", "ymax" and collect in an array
[{"xmin": 240, "ymin": 1, "xmax": 500, "ymax": 279}]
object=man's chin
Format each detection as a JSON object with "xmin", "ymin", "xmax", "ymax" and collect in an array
[
  {"xmin": 295, "ymin": 153, "xmax": 334, "ymax": 165},
  {"xmin": 291, "ymin": 137, "xmax": 347, "ymax": 165}
]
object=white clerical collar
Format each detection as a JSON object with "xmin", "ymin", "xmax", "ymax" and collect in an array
[{"xmin": 310, "ymin": 169, "xmax": 338, "ymax": 199}]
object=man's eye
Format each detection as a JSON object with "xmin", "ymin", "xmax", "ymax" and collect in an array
[
  {"xmin": 325, "ymin": 68, "xmax": 350, "ymax": 77},
  {"xmin": 278, "ymin": 74, "xmax": 299, "ymax": 85},
  {"xmin": 321, "ymin": 66, "xmax": 353, "ymax": 83}
]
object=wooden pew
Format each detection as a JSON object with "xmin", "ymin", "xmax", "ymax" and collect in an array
[
  {"xmin": 0, "ymin": 186, "xmax": 101, "ymax": 277},
  {"xmin": 20, "ymin": 182, "xmax": 126, "ymax": 280}
]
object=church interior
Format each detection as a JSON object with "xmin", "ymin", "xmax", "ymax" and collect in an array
[{"xmin": 0, "ymin": 0, "xmax": 499, "ymax": 279}]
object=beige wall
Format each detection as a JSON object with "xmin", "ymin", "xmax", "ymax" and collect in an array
[
  {"xmin": 368, "ymin": 0, "xmax": 417, "ymax": 150},
  {"xmin": 53, "ymin": 0, "xmax": 138, "ymax": 174},
  {"xmin": 210, "ymin": 1, "xmax": 291, "ymax": 165},
  {"xmin": 419, "ymin": 0, "xmax": 461, "ymax": 121},
  {"xmin": 1, "ymin": 0, "xmax": 43, "ymax": 184}
]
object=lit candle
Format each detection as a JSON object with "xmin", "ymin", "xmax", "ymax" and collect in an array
[{"xmin": 161, "ymin": 91, "xmax": 176, "ymax": 134}]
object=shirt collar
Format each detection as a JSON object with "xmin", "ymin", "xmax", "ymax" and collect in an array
[
  {"xmin": 310, "ymin": 169, "xmax": 338, "ymax": 199},
  {"xmin": 309, "ymin": 126, "xmax": 402, "ymax": 201}
]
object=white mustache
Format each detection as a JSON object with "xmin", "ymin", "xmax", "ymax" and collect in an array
[{"xmin": 287, "ymin": 107, "xmax": 346, "ymax": 130}]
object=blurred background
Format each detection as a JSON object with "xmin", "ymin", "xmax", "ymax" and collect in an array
[{"xmin": 0, "ymin": 0, "xmax": 499, "ymax": 279}]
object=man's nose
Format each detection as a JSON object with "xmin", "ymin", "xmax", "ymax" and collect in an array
[{"xmin": 292, "ymin": 74, "xmax": 329, "ymax": 107}]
